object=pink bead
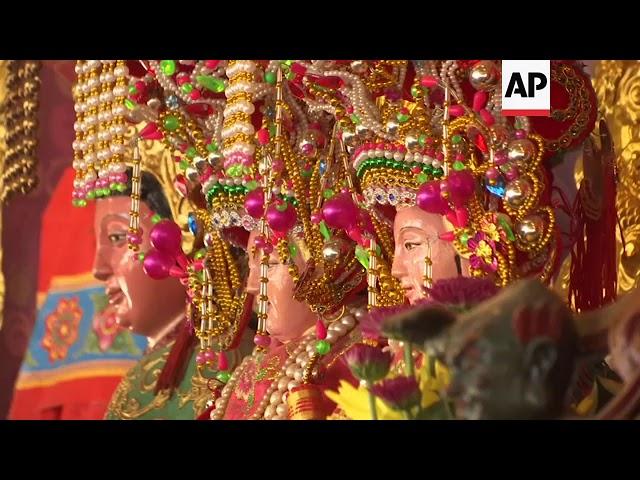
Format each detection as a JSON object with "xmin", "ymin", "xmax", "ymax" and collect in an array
[
  {"xmin": 176, "ymin": 73, "xmax": 189, "ymax": 86},
  {"xmin": 254, "ymin": 334, "xmax": 271, "ymax": 347},
  {"xmin": 505, "ymin": 168, "xmax": 519, "ymax": 181},
  {"xmin": 127, "ymin": 233, "xmax": 142, "ymax": 245},
  {"xmin": 455, "ymin": 153, "xmax": 465, "ymax": 162},
  {"xmin": 449, "ymin": 105, "xmax": 465, "ymax": 117},
  {"xmin": 316, "ymin": 319, "xmax": 327, "ymax": 340},
  {"xmin": 486, "ymin": 167, "xmax": 499, "ymax": 180},
  {"xmin": 514, "ymin": 129, "xmax": 526, "ymax": 139},
  {"xmin": 479, "ymin": 109, "xmax": 495, "ymax": 126},
  {"xmin": 77, "ymin": 190, "xmax": 86, "ymax": 199},
  {"xmin": 494, "ymin": 150, "xmax": 508, "ymax": 166},
  {"xmin": 217, "ymin": 351, "xmax": 229, "ymax": 371},
  {"xmin": 254, "ymin": 236, "xmax": 267, "ymax": 249},
  {"xmin": 204, "ymin": 350, "xmax": 215, "ymax": 363},
  {"xmin": 440, "ymin": 180, "xmax": 449, "ymax": 191},
  {"xmin": 311, "ymin": 211, "xmax": 323, "ymax": 224},
  {"xmin": 473, "ymin": 91, "xmax": 488, "ymax": 112},
  {"xmin": 420, "ymin": 75, "xmax": 438, "ymax": 88},
  {"xmin": 205, "ymin": 60, "xmax": 220, "ymax": 69},
  {"xmin": 272, "ymin": 159, "xmax": 284, "ymax": 173},
  {"xmin": 257, "ymin": 128, "xmax": 270, "ymax": 146},
  {"xmin": 436, "ymin": 152, "xmax": 444, "ymax": 161},
  {"xmin": 196, "ymin": 353, "xmax": 205, "ymax": 365},
  {"xmin": 262, "ymin": 242, "xmax": 274, "ymax": 254}
]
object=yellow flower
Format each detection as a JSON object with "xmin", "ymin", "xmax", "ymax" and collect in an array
[
  {"xmin": 418, "ymin": 357, "xmax": 451, "ymax": 409},
  {"xmin": 325, "ymin": 381, "xmax": 404, "ymax": 420},
  {"xmin": 476, "ymin": 240, "xmax": 493, "ymax": 262},
  {"xmin": 483, "ymin": 223, "xmax": 501, "ymax": 242}
]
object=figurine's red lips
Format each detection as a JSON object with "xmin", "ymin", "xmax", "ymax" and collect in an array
[{"xmin": 107, "ymin": 289, "xmax": 125, "ymax": 306}]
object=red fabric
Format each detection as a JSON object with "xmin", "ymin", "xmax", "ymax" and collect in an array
[{"xmin": 9, "ymin": 376, "xmax": 122, "ymax": 420}]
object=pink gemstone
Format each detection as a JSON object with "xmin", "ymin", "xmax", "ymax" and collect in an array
[
  {"xmin": 449, "ymin": 105, "xmax": 465, "ymax": 117},
  {"xmin": 189, "ymin": 90, "xmax": 202, "ymax": 100},
  {"xmin": 505, "ymin": 168, "xmax": 519, "ymax": 181},
  {"xmin": 204, "ymin": 60, "xmax": 220, "ymax": 69},
  {"xmin": 311, "ymin": 211, "xmax": 323, "ymax": 224},
  {"xmin": 455, "ymin": 153, "xmax": 465, "ymax": 162},
  {"xmin": 291, "ymin": 62, "xmax": 307, "ymax": 76},
  {"xmin": 479, "ymin": 109, "xmax": 495, "ymax": 126},
  {"xmin": 473, "ymin": 91, "xmax": 488, "ymax": 112},
  {"xmin": 127, "ymin": 233, "xmax": 142, "ymax": 245},
  {"xmin": 436, "ymin": 152, "xmax": 444, "ymax": 161},
  {"xmin": 217, "ymin": 351, "xmax": 229, "ymax": 371},
  {"xmin": 316, "ymin": 319, "xmax": 327, "ymax": 340},
  {"xmin": 514, "ymin": 129, "xmax": 526, "ymax": 139},
  {"xmin": 263, "ymin": 242, "xmax": 274, "ymax": 254},
  {"xmin": 494, "ymin": 150, "xmax": 508, "ymax": 166}
]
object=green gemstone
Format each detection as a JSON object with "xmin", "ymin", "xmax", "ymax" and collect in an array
[
  {"xmin": 186, "ymin": 146, "xmax": 197, "ymax": 159},
  {"xmin": 289, "ymin": 242, "xmax": 298, "ymax": 259},
  {"xmin": 138, "ymin": 252, "xmax": 146, "ymax": 262},
  {"xmin": 196, "ymin": 75, "xmax": 225, "ymax": 93},
  {"xmin": 418, "ymin": 134, "xmax": 427, "ymax": 146},
  {"xmin": 416, "ymin": 172, "xmax": 429, "ymax": 184},
  {"xmin": 282, "ymin": 60, "xmax": 293, "ymax": 67},
  {"xmin": 163, "ymin": 115, "xmax": 180, "ymax": 132},
  {"xmin": 265, "ymin": 71, "xmax": 277, "ymax": 85},
  {"xmin": 194, "ymin": 248, "xmax": 207, "ymax": 260},
  {"xmin": 78, "ymin": 199, "xmax": 87, "ymax": 207},
  {"xmin": 86, "ymin": 190, "xmax": 96, "ymax": 200},
  {"xmin": 397, "ymin": 113, "xmax": 410, "ymax": 123},
  {"xmin": 286, "ymin": 70, "xmax": 295, "ymax": 80},
  {"xmin": 151, "ymin": 213, "xmax": 163, "ymax": 224},
  {"xmin": 411, "ymin": 85, "xmax": 421, "ymax": 98},
  {"xmin": 452, "ymin": 160, "xmax": 466, "ymax": 171},
  {"xmin": 268, "ymin": 124, "xmax": 277, "ymax": 137},
  {"xmin": 160, "ymin": 60, "xmax": 176, "ymax": 76},
  {"xmin": 181, "ymin": 83, "xmax": 194, "ymax": 94},
  {"xmin": 423, "ymin": 165, "xmax": 434, "ymax": 174},
  {"xmin": 350, "ymin": 114, "xmax": 361, "ymax": 125},
  {"xmin": 245, "ymin": 180, "xmax": 258, "ymax": 191},
  {"xmin": 128, "ymin": 85, "xmax": 138, "ymax": 95},
  {"xmin": 323, "ymin": 188, "xmax": 335, "ymax": 199},
  {"xmin": 117, "ymin": 183, "xmax": 127, "ymax": 192},
  {"xmin": 316, "ymin": 340, "xmax": 331, "ymax": 355},
  {"xmin": 179, "ymin": 160, "xmax": 189, "ymax": 171},
  {"xmin": 433, "ymin": 167, "xmax": 444, "ymax": 177},
  {"xmin": 124, "ymin": 98, "xmax": 136, "ymax": 110},
  {"xmin": 451, "ymin": 134, "xmax": 463, "ymax": 144},
  {"xmin": 319, "ymin": 221, "xmax": 331, "ymax": 241},
  {"xmin": 459, "ymin": 233, "xmax": 469, "ymax": 246},
  {"xmin": 355, "ymin": 245, "xmax": 369, "ymax": 269},
  {"xmin": 206, "ymin": 142, "xmax": 218, "ymax": 152},
  {"xmin": 216, "ymin": 371, "xmax": 231, "ymax": 383}
]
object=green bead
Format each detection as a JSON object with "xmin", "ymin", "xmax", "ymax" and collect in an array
[
  {"xmin": 181, "ymin": 83, "xmax": 194, "ymax": 94},
  {"xmin": 423, "ymin": 165, "xmax": 434, "ymax": 174},
  {"xmin": 452, "ymin": 161, "xmax": 466, "ymax": 171},
  {"xmin": 124, "ymin": 98, "xmax": 136, "ymax": 110},
  {"xmin": 459, "ymin": 233, "xmax": 469, "ymax": 246},
  {"xmin": 109, "ymin": 183, "xmax": 117, "ymax": 191},
  {"xmin": 117, "ymin": 183, "xmax": 127, "ymax": 192},
  {"xmin": 78, "ymin": 199, "xmax": 87, "ymax": 207},
  {"xmin": 350, "ymin": 114, "xmax": 361, "ymax": 125},
  {"xmin": 179, "ymin": 160, "xmax": 189, "ymax": 171},
  {"xmin": 319, "ymin": 221, "xmax": 331, "ymax": 241},
  {"xmin": 186, "ymin": 146, "xmax": 197, "ymax": 159},
  {"xmin": 433, "ymin": 167, "xmax": 444, "ymax": 177},
  {"xmin": 265, "ymin": 71, "xmax": 277, "ymax": 85},
  {"xmin": 397, "ymin": 113, "xmax": 409, "ymax": 123},
  {"xmin": 268, "ymin": 124, "xmax": 277, "ymax": 137},
  {"xmin": 323, "ymin": 188, "xmax": 335, "ymax": 199},
  {"xmin": 216, "ymin": 371, "xmax": 231, "ymax": 383},
  {"xmin": 163, "ymin": 115, "xmax": 180, "ymax": 132},
  {"xmin": 418, "ymin": 134, "xmax": 427, "ymax": 146},
  {"xmin": 245, "ymin": 180, "xmax": 258, "ymax": 191},
  {"xmin": 282, "ymin": 60, "xmax": 293, "ymax": 67},
  {"xmin": 451, "ymin": 134, "xmax": 462, "ymax": 144},
  {"xmin": 128, "ymin": 85, "xmax": 138, "ymax": 95},
  {"xmin": 416, "ymin": 172, "xmax": 429, "ymax": 184},
  {"xmin": 196, "ymin": 75, "xmax": 225, "ymax": 93},
  {"xmin": 71, "ymin": 199, "xmax": 79, "ymax": 207},
  {"xmin": 160, "ymin": 60, "xmax": 176, "ymax": 76},
  {"xmin": 138, "ymin": 252, "xmax": 146, "ymax": 262},
  {"xmin": 151, "ymin": 213, "xmax": 163, "ymax": 224},
  {"xmin": 86, "ymin": 190, "xmax": 96, "ymax": 200},
  {"xmin": 316, "ymin": 340, "xmax": 331, "ymax": 355},
  {"xmin": 206, "ymin": 142, "xmax": 218, "ymax": 152},
  {"xmin": 289, "ymin": 242, "xmax": 298, "ymax": 259},
  {"xmin": 286, "ymin": 71, "xmax": 295, "ymax": 80},
  {"xmin": 411, "ymin": 85, "xmax": 421, "ymax": 98},
  {"xmin": 194, "ymin": 248, "xmax": 207, "ymax": 260}
]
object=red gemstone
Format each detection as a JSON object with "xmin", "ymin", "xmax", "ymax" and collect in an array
[
  {"xmin": 173, "ymin": 174, "xmax": 189, "ymax": 198},
  {"xmin": 185, "ymin": 103, "xmax": 213, "ymax": 117},
  {"xmin": 316, "ymin": 319, "xmax": 327, "ymax": 340},
  {"xmin": 218, "ymin": 351, "xmax": 229, "ymax": 371},
  {"xmin": 205, "ymin": 60, "xmax": 220, "ymax": 70},
  {"xmin": 474, "ymin": 134, "xmax": 488, "ymax": 153},
  {"xmin": 291, "ymin": 62, "xmax": 307, "ymax": 76},
  {"xmin": 288, "ymin": 81, "xmax": 305, "ymax": 99},
  {"xmin": 306, "ymin": 74, "xmax": 344, "ymax": 89}
]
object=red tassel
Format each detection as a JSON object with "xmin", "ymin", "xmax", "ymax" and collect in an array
[
  {"xmin": 154, "ymin": 320, "xmax": 196, "ymax": 395},
  {"xmin": 568, "ymin": 139, "xmax": 617, "ymax": 312}
]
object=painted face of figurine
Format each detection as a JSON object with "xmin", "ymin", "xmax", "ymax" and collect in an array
[
  {"xmin": 423, "ymin": 280, "xmax": 576, "ymax": 419},
  {"xmin": 92, "ymin": 196, "xmax": 186, "ymax": 338},
  {"xmin": 246, "ymin": 230, "xmax": 316, "ymax": 344},
  {"xmin": 392, "ymin": 205, "xmax": 467, "ymax": 305}
]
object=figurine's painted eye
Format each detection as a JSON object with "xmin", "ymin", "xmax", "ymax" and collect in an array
[
  {"xmin": 108, "ymin": 233, "xmax": 127, "ymax": 245},
  {"xmin": 404, "ymin": 241, "xmax": 421, "ymax": 251}
]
